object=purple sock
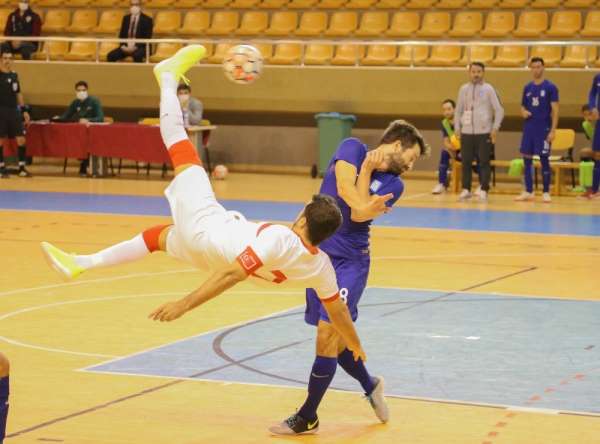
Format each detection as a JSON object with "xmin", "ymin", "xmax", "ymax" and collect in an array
[
  {"xmin": 298, "ymin": 356, "xmax": 337, "ymax": 421},
  {"xmin": 524, "ymin": 157, "xmax": 533, "ymax": 193},
  {"xmin": 0, "ymin": 377, "xmax": 8, "ymax": 442},
  {"xmin": 540, "ymin": 156, "xmax": 551, "ymax": 193},
  {"xmin": 593, "ymin": 160, "xmax": 600, "ymax": 193},
  {"xmin": 438, "ymin": 150, "xmax": 450, "ymax": 185},
  {"xmin": 338, "ymin": 348, "xmax": 375, "ymax": 395}
]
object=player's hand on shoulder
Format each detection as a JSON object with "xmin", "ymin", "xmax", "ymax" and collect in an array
[
  {"xmin": 148, "ymin": 300, "xmax": 188, "ymax": 322},
  {"xmin": 361, "ymin": 150, "xmax": 384, "ymax": 173}
]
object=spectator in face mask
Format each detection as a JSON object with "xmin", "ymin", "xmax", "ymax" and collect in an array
[
  {"xmin": 177, "ymin": 84, "xmax": 203, "ymax": 127},
  {"xmin": 107, "ymin": 0, "xmax": 153, "ymax": 63},
  {"xmin": 2, "ymin": 0, "xmax": 42, "ymax": 60}
]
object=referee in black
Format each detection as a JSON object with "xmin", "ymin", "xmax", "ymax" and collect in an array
[{"xmin": 0, "ymin": 48, "xmax": 31, "ymax": 178}]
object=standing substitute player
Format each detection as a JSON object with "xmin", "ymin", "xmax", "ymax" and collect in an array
[
  {"xmin": 582, "ymin": 72, "xmax": 600, "ymax": 199},
  {"xmin": 0, "ymin": 48, "xmax": 31, "ymax": 178},
  {"xmin": 515, "ymin": 57, "xmax": 559, "ymax": 203}
]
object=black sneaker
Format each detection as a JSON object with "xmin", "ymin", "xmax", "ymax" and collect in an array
[
  {"xmin": 268, "ymin": 413, "xmax": 319, "ymax": 435},
  {"xmin": 18, "ymin": 166, "xmax": 32, "ymax": 177},
  {"xmin": 0, "ymin": 167, "xmax": 8, "ymax": 179}
]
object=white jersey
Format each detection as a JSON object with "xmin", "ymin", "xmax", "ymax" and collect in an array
[{"xmin": 164, "ymin": 166, "xmax": 339, "ymax": 301}]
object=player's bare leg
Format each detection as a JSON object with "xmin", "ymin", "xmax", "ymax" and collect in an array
[{"xmin": 0, "ymin": 353, "xmax": 9, "ymax": 443}]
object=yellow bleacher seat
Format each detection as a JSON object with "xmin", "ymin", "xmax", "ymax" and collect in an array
[
  {"xmin": 145, "ymin": 0, "xmax": 175, "ymax": 7},
  {"xmin": 346, "ymin": 0, "xmax": 377, "ymax": 7},
  {"xmin": 259, "ymin": 0, "xmax": 289, "ymax": 8},
  {"xmin": 43, "ymin": 9, "xmax": 71, "ymax": 33},
  {"xmin": 416, "ymin": 12, "xmax": 450, "ymax": 37},
  {"xmin": 206, "ymin": 11, "xmax": 239, "ymax": 35},
  {"xmin": 467, "ymin": 0, "xmax": 497, "ymax": 7},
  {"xmin": 448, "ymin": 11, "xmax": 482, "ymax": 37},
  {"xmin": 64, "ymin": 0, "xmax": 91, "ymax": 6},
  {"xmin": 324, "ymin": 11, "xmax": 357, "ymax": 36},
  {"xmin": 405, "ymin": 0, "xmax": 435, "ymax": 7},
  {"xmin": 361, "ymin": 44, "xmax": 396, "ymax": 66},
  {"xmin": 149, "ymin": 43, "xmax": 183, "ymax": 62},
  {"xmin": 498, "ymin": 0, "xmax": 528, "ymax": 7},
  {"xmin": 295, "ymin": 11, "xmax": 327, "ymax": 36},
  {"xmin": 249, "ymin": 42, "xmax": 273, "ymax": 62},
  {"xmin": 235, "ymin": 11, "xmax": 268, "ymax": 35},
  {"xmin": 288, "ymin": 0, "xmax": 318, "ymax": 7},
  {"xmin": 153, "ymin": 11, "xmax": 181, "ymax": 35},
  {"xmin": 355, "ymin": 12, "xmax": 389, "ymax": 37},
  {"xmin": 581, "ymin": 11, "xmax": 600, "ymax": 37},
  {"xmin": 560, "ymin": 45, "xmax": 597, "ymax": 68},
  {"xmin": 437, "ymin": 0, "xmax": 467, "ymax": 8},
  {"xmin": 64, "ymin": 41, "xmax": 96, "ymax": 61},
  {"xmin": 480, "ymin": 11, "xmax": 515, "ymax": 37},
  {"xmin": 530, "ymin": 46, "xmax": 562, "ymax": 67},
  {"xmin": 206, "ymin": 42, "xmax": 235, "ymax": 64},
  {"xmin": 94, "ymin": 0, "xmax": 119, "ymax": 6},
  {"xmin": 393, "ymin": 45, "xmax": 428, "ymax": 66},
  {"xmin": 331, "ymin": 44, "xmax": 364, "ymax": 66},
  {"xmin": 491, "ymin": 45, "xmax": 526, "ymax": 66},
  {"xmin": 546, "ymin": 11, "xmax": 581, "ymax": 38},
  {"xmin": 269, "ymin": 43, "xmax": 302, "ymax": 65},
  {"xmin": 513, "ymin": 11, "xmax": 548, "ymax": 38},
  {"xmin": 34, "ymin": 41, "xmax": 69, "ymax": 60},
  {"xmin": 98, "ymin": 41, "xmax": 115, "ymax": 61},
  {"xmin": 36, "ymin": 0, "xmax": 63, "ymax": 6},
  {"xmin": 375, "ymin": 0, "xmax": 407, "ymax": 6},
  {"xmin": 93, "ymin": 10, "xmax": 124, "ymax": 34},
  {"xmin": 173, "ymin": 0, "xmax": 202, "ymax": 6},
  {"xmin": 177, "ymin": 11, "xmax": 210, "ymax": 36},
  {"xmin": 317, "ymin": 0, "xmax": 347, "ymax": 7},
  {"xmin": 426, "ymin": 45, "xmax": 462, "ymax": 66},
  {"xmin": 563, "ymin": 0, "xmax": 593, "ymax": 6},
  {"xmin": 65, "ymin": 10, "xmax": 97, "ymax": 33},
  {"xmin": 530, "ymin": 0, "xmax": 560, "ymax": 7},
  {"xmin": 0, "ymin": 8, "xmax": 10, "ymax": 29},
  {"xmin": 459, "ymin": 45, "xmax": 495, "ymax": 65},
  {"xmin": 203, "ymin": 0, "xmax": 232, "ymax": 7},
  {"xmin": 230, "ymin": 0, "xmax": 261, "ymax": 8},
  {"xmin": 385, "ymin": 11, "xmax": 419, "ymax": 37},
  {"xmin": 265, "ymin": 11, "xmax": 298, "ymax": 36},
  {"xmin": 304, "ymin": 44, "xmax": 334, "ymax": 65}
]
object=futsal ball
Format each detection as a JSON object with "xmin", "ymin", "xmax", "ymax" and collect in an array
[
  {"xmin": 450, "ymin": 134, "xmax": 461, "ymax": 150},
  {"xmin": 223, "ymin": 45, "xmax": 263, "ymax": 85},
  {"xmin": 212, "ymin": 164, "xmax": 229, "ymax": 180}
]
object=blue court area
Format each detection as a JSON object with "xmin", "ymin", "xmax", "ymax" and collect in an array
[
  {"xmin": 86, "ymin": 288, "xmax": 600, "ymax": 414},
  {"xmin": 2, "ymin": 190, "xmax": 600, "ymax": 236}
]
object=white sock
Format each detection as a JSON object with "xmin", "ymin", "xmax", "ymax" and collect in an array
[
  {"xmin": 75, "ymin": 234, "xmax": 150, "ymax": 269},
  {"xmin": 160, "ymin": 72, "xmax": 188, "ymax": 149}
]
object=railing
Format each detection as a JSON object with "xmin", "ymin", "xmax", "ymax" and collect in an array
[{"xmin": 3, "ymin": 36, "xmax": 598, "ymax": 68}]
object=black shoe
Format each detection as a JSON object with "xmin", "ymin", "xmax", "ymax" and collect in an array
[
  {"xmin": 18, "ymin": 166, "xmax": 32, "ymax": 177},
  {"xmin": 268, "ymin": 413, "xmax": 319, "ymax": 435},
  {"xmin": 0, "ymin": 167, "xmax": 8, "ymax": 179}
]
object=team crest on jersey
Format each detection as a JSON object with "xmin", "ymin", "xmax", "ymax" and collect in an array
[
  {"xmin": 541, "ymin": 90, "xmax": 546, "ymax": 97},
  {"xmin": 370, "ymin": 179, "xmax": 382, "ymax": 193},
  {"xmin": 526, "ymin": 92, "xmax": 532, "ymax": 97},
  {"xmin": 237, "ymin": 246, "xmax": 262, "ymax": 273}
]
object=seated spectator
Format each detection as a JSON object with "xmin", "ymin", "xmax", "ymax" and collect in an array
[
  {"xmin": 178, "ymin": 84, "xmax": 203, "ymax": 127},
  {"xmin": 107, "ymin": 0, "xmax": 153, "ymax": 64},
  {"xmin": 56, "ymin": 81, "xmax": 104, "ymax": 176},
  {"xmin": 2, "ymin": 0, "xmax": 42, "ymax": 60},
  {"xmin": 580, "ymin": 104, "xmax": 594, "ymax": 162}
]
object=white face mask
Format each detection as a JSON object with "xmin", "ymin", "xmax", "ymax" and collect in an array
[
  {"xmin": 130, "ymin": 5, "xmax": 141, "ymax": 15},
  {"xmin": 76, "ymin": 91, "xmax": 88, "ymax": 101},
  {"xmin": 178, "ymin": 93, "xmax": 190, "ymax": 104},
  {"xmin": 18, "ymin": 2, "xmax": 28, "ymax": 11}
]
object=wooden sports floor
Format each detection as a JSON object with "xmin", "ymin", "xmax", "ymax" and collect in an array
[{"xmin": 1, "ymin": 172, "xmax": 599, "ymax": 444}]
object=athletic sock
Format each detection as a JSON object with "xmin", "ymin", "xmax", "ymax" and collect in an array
[
  {"xmin": 540, "ymin": 156, "xmax": 551, "ymax": 193},
  {"xmin": 524, "ymin": 157, "xmax": 533, "ymax": 193},
  {"xmin": 0, "ymin": 145, "xmax": 4, "ymax": 167},
  {"xmin": 593, "ymin": 160, "xmax": 600, "ymax": 193},
  {"xmin": 297, "ymin": 356, "xmax": 337, "ymax": 421},
  {"xmin": 438, "ymin": 150, "xmax": 450, "ymax": 185},
  {"xmin": 0, "ymin": 376, "xmax": 9, "ymax": 443},
  {"xmin": 337, "ymin": 348, "xmax": 375, "ymax": 395},
  {"xmin": 74, "ymin": 231, "xmax": 156, "ymax": 269},
  {"xmin": 17, "ymin": 145, "xmax": 26, "ymax": 167}
]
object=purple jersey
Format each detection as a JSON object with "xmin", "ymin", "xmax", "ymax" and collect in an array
[
  {"xmin": 589, "ymin": 74, "xmax": 600, "ymax": 111},
  {"xmin": 318, "ymin": 138, "xmax": 404, "ymax": 258},
  {"xmin": 522, "ymin": 80, "xmax": 559, "ymax": 130}
]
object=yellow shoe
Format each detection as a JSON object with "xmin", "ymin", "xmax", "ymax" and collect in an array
[
  {"xmin": 40, "ymin": 241, "xmax": 85, "ymax": 280},
  {"xmin": 153, "ymin": 44, "xmax": 206, "ymax": 88}
]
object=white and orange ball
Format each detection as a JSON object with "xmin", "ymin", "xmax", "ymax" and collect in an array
[
  {"xmin": 223, "ymin": 45, "xmax": 263, "ymax": 85},
  {"xmin": 212, "ymin": 164, "xmax": 229, "ymax": 180}
]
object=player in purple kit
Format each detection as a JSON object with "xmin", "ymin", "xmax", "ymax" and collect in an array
[
  {"xmin": 515, "ymin": 57, "xmax": 559, "ymax": 203},
  {"xmin": 270, "ymin": 120, "xmax": 429, "ymax": 435},
  {"xmin": 581, "ymin": 72, "xmax": 600, "ymax": 199}
]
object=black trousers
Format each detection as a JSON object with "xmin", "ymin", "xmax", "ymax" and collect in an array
[
  {"xmin": 461, "ymin": 133, "xmax": 492, "ymax": 192},
  {"xmin": 107, "ymin": 46, "xmax": 146, "ymax": 63}
]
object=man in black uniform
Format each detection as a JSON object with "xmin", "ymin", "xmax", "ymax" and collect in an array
[{"xmin": 0, "ymin": 49, "xmax": 31, "ymax": 178}]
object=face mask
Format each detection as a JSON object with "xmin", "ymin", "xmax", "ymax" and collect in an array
[
  {"xmin": 178, "ymin": 94, "xmax": 190, "ymax": 104},
  {"xmin": 18, "ymin": 2, "xmax": 28, "ymax": 11},
  {"xmin": 76, "ymin": 91, "xmax": 88, "ymax": 101},
  {"xmin": 130, "ymin": 5, "xmax": 141, "ymax": 15}
]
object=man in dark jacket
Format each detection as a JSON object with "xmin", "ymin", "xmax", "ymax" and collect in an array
[
  {"xmin": 3, "ymin": 0, "xmax": 42, "ymax": 60},
  {"xmin": 107, "ymin": 0, "xmax": 153, "ymax": 63}
]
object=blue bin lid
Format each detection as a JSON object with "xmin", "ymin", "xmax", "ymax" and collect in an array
[{"xmin": 315, "ymin": 112, "xmax": 357, "ymax": 123}]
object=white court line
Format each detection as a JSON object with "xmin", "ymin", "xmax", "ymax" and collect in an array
[{"xmin": 372, "ymin": 252, "xmax": 600, "ymax": 260}]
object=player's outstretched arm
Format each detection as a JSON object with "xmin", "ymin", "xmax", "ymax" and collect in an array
[
  {"xmin": 322, "ymin": 297, "xmax": 366, "ymax": 362},
  {"xmin": 149, "ymin": 262, "xmax": 248, "ymax": 322}
]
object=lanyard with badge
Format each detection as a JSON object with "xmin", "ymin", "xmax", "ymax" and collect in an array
[{"xmin": 461, "ymin": 84, "xmax": 475, "ymax": 126}]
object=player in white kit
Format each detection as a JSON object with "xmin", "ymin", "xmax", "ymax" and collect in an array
[{"xmin": 40, "ymin": 46, "xmax": 392, "ymax": 373}]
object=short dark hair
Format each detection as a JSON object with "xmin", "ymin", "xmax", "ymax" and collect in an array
[
  {"xmin": 304, "ymin": 194, "xmax": 342, "ymax": 246},
  {"xmin": 380, "ymin": 120, "xmax": 431, "ymax": 157},
  {"xmin": 177, "ymin": 84, "xmax": 191, "ymax": 93},
  {"xmin": 442, "ymin": 99, "xmax": 456, "ymax": 108},
  {"xmin": 75, "ymin": 81, "xmax": 88, "ymax": 89},
  {"xmin": 582, "ymin": 104, "xmax": 590, "ymax": 112},
  {"xmin": 0, "ymin": 47, "xmax": 13, "ymax": 57},
  {"xmin": 530, "ymin": 57, "xmax": 545, "ymax": 66},
  {"xmin": 470, "ymin": 62, "xmax": 485, "ymax": 71}
]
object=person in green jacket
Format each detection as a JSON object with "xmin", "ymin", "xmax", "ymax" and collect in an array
[{"xmin": 57, "ymin": 80, "xmax": 104, "ymax": 176}]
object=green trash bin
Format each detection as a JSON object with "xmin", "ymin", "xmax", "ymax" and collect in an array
[{"xmin": 315, "ymin": 112, "xmax": 357, "ymax": 177}]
